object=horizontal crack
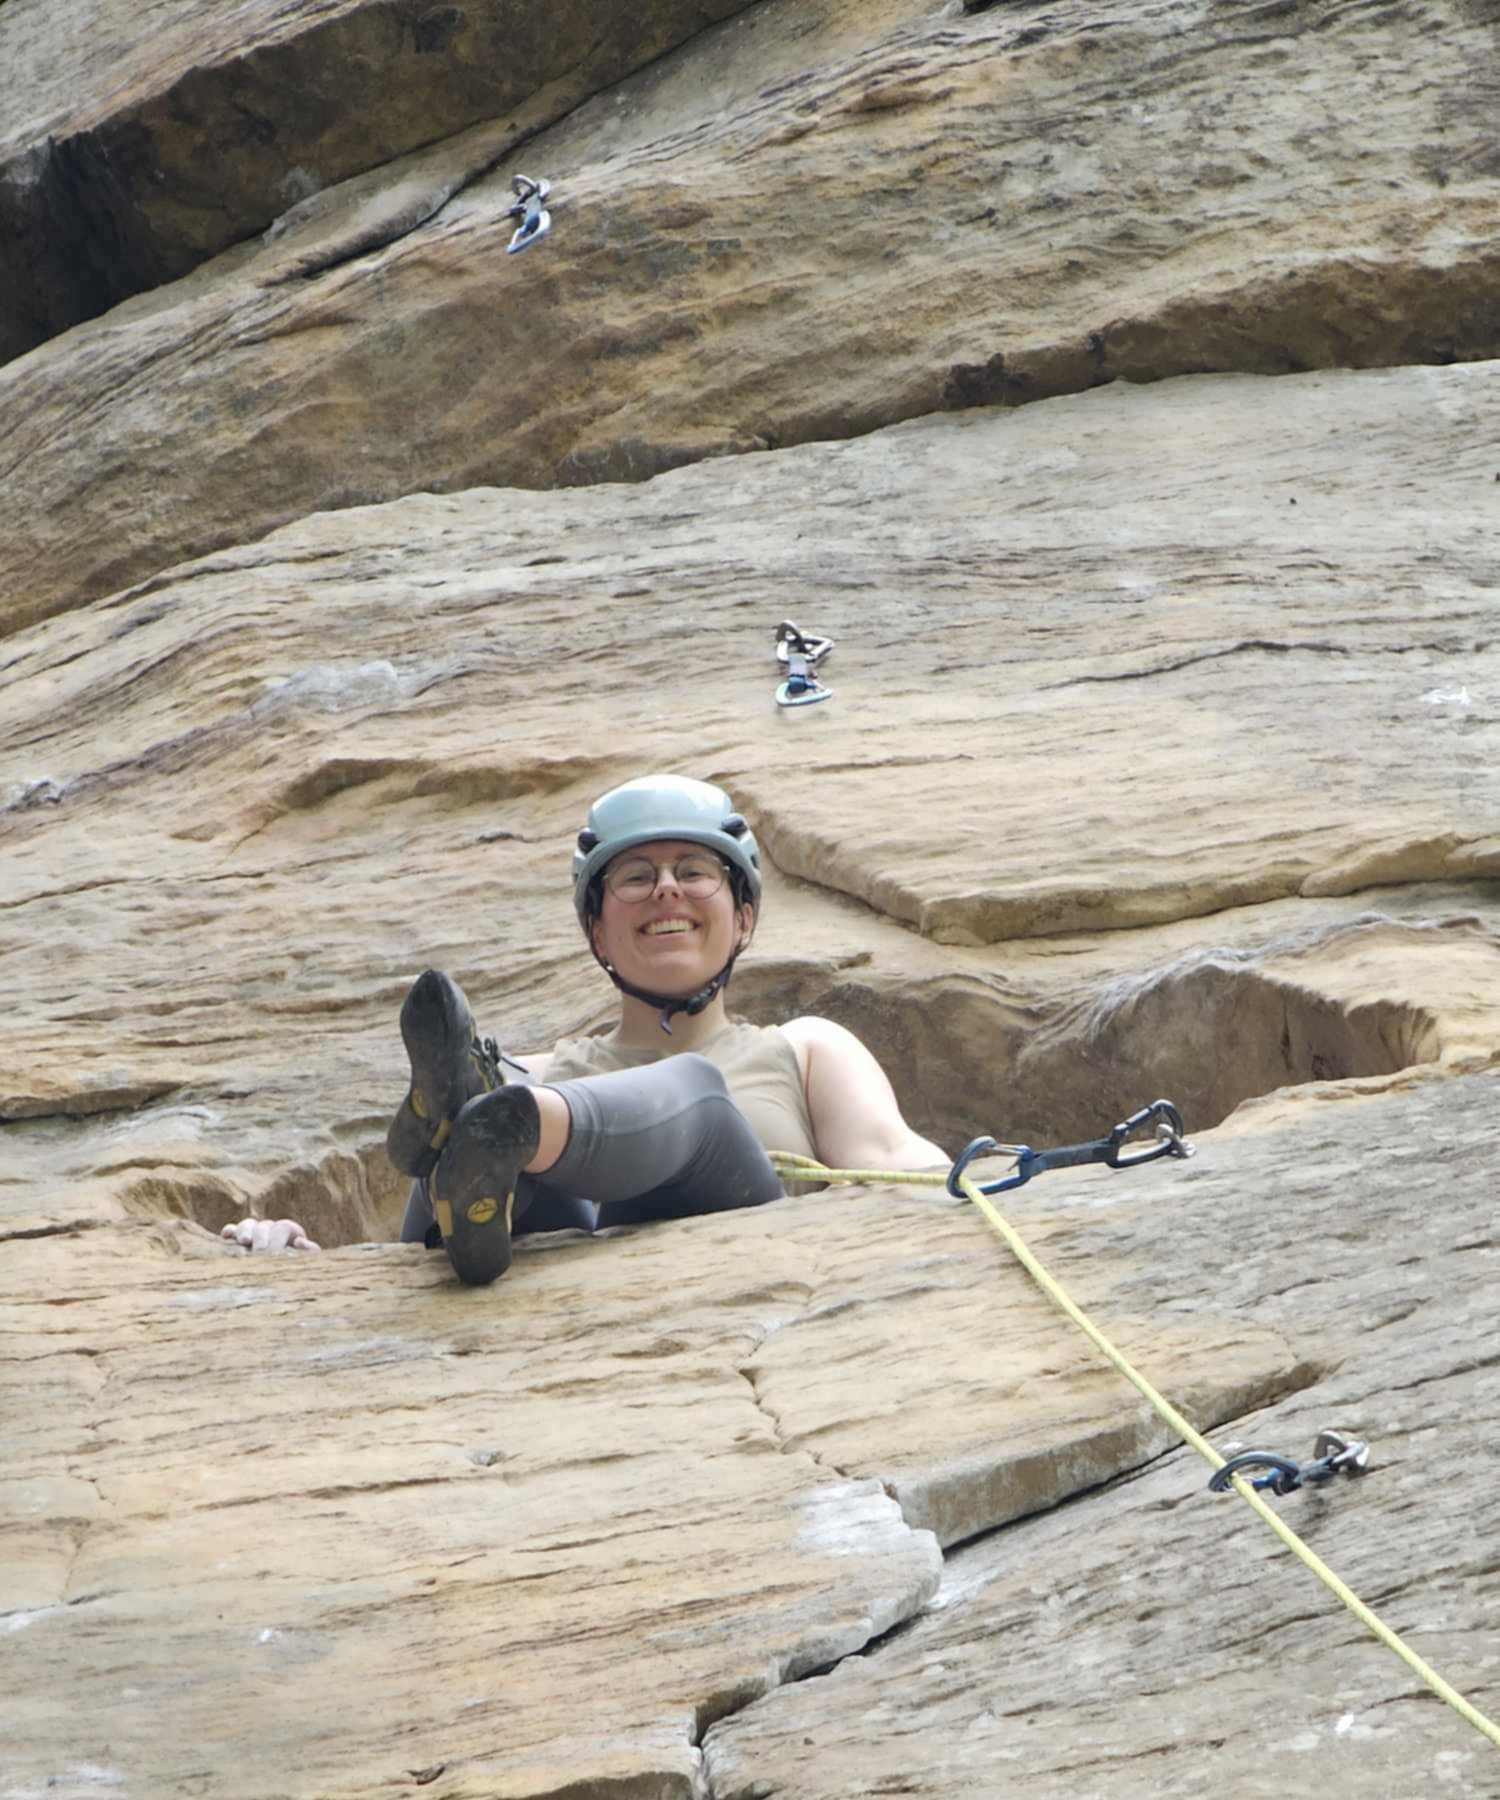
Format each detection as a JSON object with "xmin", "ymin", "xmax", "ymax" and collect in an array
[
  {"xmin": 1, "ymin": 1083, "xmax": 183, "ymax": 1123},
  {"xmin": 259, "ymin": 184, "xmax": 465, "ymax": 289},
  {"xmin": 0, "ymin": 1219, "xmax": 109, "ymax": 1244},
  {"xmin": 1043, "ymin": 638, "xmax": 1490, "ymax": 691},
  {"xmin": 1383, "ymin": 1346, "xmax": 1500, "ymax": 1396},
  {"xmin": 199, "ymin": 1473, "xmax": 458, "ymax": 1513}
]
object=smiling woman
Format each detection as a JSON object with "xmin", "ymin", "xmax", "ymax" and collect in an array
[{"xmin": 225, "ymin": 775, "xmax": 947, "ymax": 1284}]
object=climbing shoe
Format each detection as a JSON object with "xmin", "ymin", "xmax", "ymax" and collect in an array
[
  {"xmin": 386, "ymin": 969, "xmax": 505, "ymax": 1180},
  {"xmin": 429, "ymin": 1086, "xmax": 542, "ymax": 1286}
]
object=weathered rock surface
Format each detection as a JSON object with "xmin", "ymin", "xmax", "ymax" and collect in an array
[
  {"xmin": 5, "ymin": 1140, "xmax": 1310, "ymax": 1797},
  {"xmin": 0, "ymin": 0, "xmax": 758, "ymax": 365},
  {"xmin": 3, "ymin": 362, "xmax": 1498, "ymax": 1226},
  {"xmin": 4, "ymin": 351, "xmax": 1500, "ymax": 1791},
  {"xmin": 7, "ymin": 0, "xmax": 1500, "ymax": 628},
  {"xmin": 0, "ymin": 358, "xmax": 1490, "ymax": 1238},
  {"xmin": 705, "ymin": 1072, "xmax": 1500, "ymax": 1800},
  {"xmin": 16, "ymin": 1069, "xmax": 1498, "ymax": 1797},
  {"xmin": 5, "ymin": 1200, "xmax": 943, "ymax": 1798},
  {"xmin": 6, "ymin": 0, "xmax": 1500, "ymax": 1790}
]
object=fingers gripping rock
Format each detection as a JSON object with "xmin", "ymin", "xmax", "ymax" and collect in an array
[{"xmin": 220, "ymin": 1218, "xmax": 321, "ymax": 1253}]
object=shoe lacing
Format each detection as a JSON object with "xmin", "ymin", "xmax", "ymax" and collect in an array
[{"xmin": 471, "ymin": 1034, "xmax": 505, "ymax": 1090}]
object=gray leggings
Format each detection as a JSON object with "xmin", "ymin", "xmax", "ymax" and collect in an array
[{"xmin": 400, "ymin": 1052, "xmax": 784, "ymax": 1244}]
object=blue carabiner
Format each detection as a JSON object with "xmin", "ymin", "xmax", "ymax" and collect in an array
[{"xmin": 946, "ymin": 1103, "xmax": 1193, "ymax": 1199}]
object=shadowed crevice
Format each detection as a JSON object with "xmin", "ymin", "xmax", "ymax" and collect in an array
[{"xmin": 736, "ymin": 921, "xmax": 1448, "ymax": 1154}]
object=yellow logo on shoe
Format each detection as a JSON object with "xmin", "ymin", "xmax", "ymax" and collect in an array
[{"xmin": 466, "ymin": 1197, "xmax": 499, "ymax": 1226}]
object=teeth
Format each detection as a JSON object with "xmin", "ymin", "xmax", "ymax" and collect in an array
[{"xmin": 644, "ymin": 921, "xmax": 694, "ymax": 936}]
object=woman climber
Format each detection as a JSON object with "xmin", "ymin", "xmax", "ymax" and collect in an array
[{"xmin": 223, "ymin": 774, "xmax": 948, "ymax": 1283}]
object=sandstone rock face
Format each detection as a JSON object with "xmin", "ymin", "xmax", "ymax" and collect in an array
[
  {"xmin": 704, "ymin": 1074, "xmax": 1500, "ymax": 1800},
  {"xmin": 18, "ymin": 1074, "xmax": 1496, "ymax": 1799},
  {"xmin": 5, "ymin": 355, "xmax": 1500, "ymax": 1792},
  {"xmin": 5, "ymin": 0, "xmax": 1500, "ymax": 1794},
  {"xmin": 6, "ymin": 0, "xmax": 1500, "ymax": 629},
  {"xmin": 4, "ymin": 363, "xmax": 1498, "ymax": 1211},
  {"xmin": 0, "ymin": 0, "xmax": 757, "ymax": 364}
]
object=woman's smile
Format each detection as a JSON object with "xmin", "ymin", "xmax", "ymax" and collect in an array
[
  {"xmin": 588, "ymin": 831, "xmax": 752, "ymax": 1009},
  {"xmin": 640, "ymin": 916, "xmax": 699, "ymax": 939}
]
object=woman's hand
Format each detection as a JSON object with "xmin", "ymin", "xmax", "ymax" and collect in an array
[{"xmin": 220, "ymin": 1217, "xmax": 321, "ymax": 1253}]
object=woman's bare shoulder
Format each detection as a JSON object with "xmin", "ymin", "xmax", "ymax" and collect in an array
[
  {"xmin": 780, "ymin": 1015, "xmax": 864, "ymax": 1048},
  {"xmin": 778, "ymin": 1015, "xmax": 869, "ymax": 1079}
]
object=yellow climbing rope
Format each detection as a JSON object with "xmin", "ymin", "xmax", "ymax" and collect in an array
[{"xmin": 769, "ymin": 1149, "xmax": 1500, "ymax": 1752}]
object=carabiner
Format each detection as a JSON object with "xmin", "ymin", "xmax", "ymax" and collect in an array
[
  {"xmin": 774, "ymin": 619, "xmax": 834, "ymax": 706},
  {"xmin": 776, "ymin": 665, "xmax": 832, "ymax": 706},
  {"xmin": 947, "ymin": 1136, "xmax": 1001, "ymax": 1197},
  {"xmin": 775, "ymin": 621, "xmax": 834, "ymax": 667},
  {"xmin": 1208, "ymin": 1451, "xmax": 1308, "ymax": 1496},
  {"xmin": 1105, "ymin": 1099, "xmax": 1193, "ymax": 1169},
  {"xmin": 1207, "ymin": 1431, "xmax": 1371, "ymax": 1497},
  {"xmin": 506, "ymin": 175, "xmax": 553, "ymax": 254},
  {"xmin": 945, "ymin": 1136, "xmax": 1036, "ymax": 1197}
]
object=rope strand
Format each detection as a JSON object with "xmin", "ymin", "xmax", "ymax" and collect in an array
[{"xmin": 769, "ymin": 1151, "xmax": 1500, "ymax": 1751}]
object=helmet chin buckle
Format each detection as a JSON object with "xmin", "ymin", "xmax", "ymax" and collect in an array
[{"xmin": 594, "ymin": 954, "xmax": 739, "ymax": 1035}]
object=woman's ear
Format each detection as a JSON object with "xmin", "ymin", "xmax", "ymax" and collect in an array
[{"xmin": 736, "ymin": 900, "xmax": 756, "ymax": 953}]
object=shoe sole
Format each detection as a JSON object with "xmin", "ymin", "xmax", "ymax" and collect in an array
[
  {"xmin": 431, "ymin": 1087, "xmax": 541, "ymax": 1287},
  {"xmin": 386, "ymin": 970, "xmax": 492, "ymax": 1179}
]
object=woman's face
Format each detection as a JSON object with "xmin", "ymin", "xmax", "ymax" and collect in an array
[{"xmin": 590, "ymin": 838, "xmax": 754, "ymax": 997}]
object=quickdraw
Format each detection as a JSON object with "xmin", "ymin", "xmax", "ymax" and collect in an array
[
  {"xmin": 946, "ymin": 1098, "xmax": 1193, "ymax": 1197},
  {"xmin": 775, "ymin": 619, "xmax": 834, "ymax": 707},
  {"xmin": 506, "ymin": 175, "xmax": 553, "ymax": 254},
  {"xmin": 771, "ymin": 1116, "xmax": 1500, "ymax": 1753},
  {"xmin": 1208, "ymin": 1429, "xmax": 1371, "ymax": 1497}
]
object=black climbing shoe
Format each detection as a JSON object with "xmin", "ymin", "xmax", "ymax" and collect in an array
[
  {"xmin": 430, "ymin": 1086, "xmax": 542, "ymax": 1286},
  {"xmin": 386, "ymin": 970, "xmax": 504, "ymax": 1180}
]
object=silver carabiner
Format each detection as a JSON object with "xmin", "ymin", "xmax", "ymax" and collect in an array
[
  {"xmin": 506, "ymin": 175, "xmax": 553, "ymax": 254},
  {"xmin": 775, "ymin": 620, "xmax": 834, "ymax": 667},
  {"xmin": 774, "ymin": 620, "xmax": 834, "ymax": 707},
  {"xmin": 1313, "ymin": 1429, "xmax": 1371, "ymax": 1476}
]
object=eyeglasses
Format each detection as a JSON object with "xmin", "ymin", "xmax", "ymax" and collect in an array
[{"xmin": 604, "ymin": 852, "xmax": 728, "ymax": 903}]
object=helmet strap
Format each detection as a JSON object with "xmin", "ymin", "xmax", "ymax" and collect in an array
[
  {"xmin": 599, "ymin": 956, "xmax": 739, "ymax": 1034},
  {"xmin": 592, "ymin": 928, "xmax": 746, "ymax": 1034}
]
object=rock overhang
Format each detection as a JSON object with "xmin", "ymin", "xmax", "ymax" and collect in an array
[{"xmin": 7, "ymin": 0, "xmax": 1500, "ymax": 627}]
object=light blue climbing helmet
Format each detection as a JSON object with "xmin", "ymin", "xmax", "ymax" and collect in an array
[
  {"xmin": 572, "ymin": 775, "xmax": 762, "ymax": 1031},
  {"xmin": 572, "ymin": 775, "xmax": 762, "ymax": 929}
]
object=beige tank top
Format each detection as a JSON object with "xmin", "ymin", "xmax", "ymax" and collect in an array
[{"xmin": 542, "ymin": 1019, "xmax": 819, "ymax": 1162}]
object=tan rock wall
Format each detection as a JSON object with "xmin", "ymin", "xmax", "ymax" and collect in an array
[
  {"xmin": 705, "ymin": 1073, "xmax": 1500, "ymax": 1799},
  {"xmin": 6, "ymin": 0, "xmax": 1500, "ymax": 629},
  {"xmin": 0, "ymin": 0, "xmax": 758, "ymax": 363},
  {"xmin": 5, "ymin": 1, "xmax": 1500, "ymax": 1793},
  {"xmin": 3, "ymin": 363, "xmax": 1497, "ymax": 1230}
]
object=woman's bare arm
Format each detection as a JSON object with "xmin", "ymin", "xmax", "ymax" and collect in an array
[{"xmin": 781, "ymin": 1016, "xmax": 948, "ymax": 1173}]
